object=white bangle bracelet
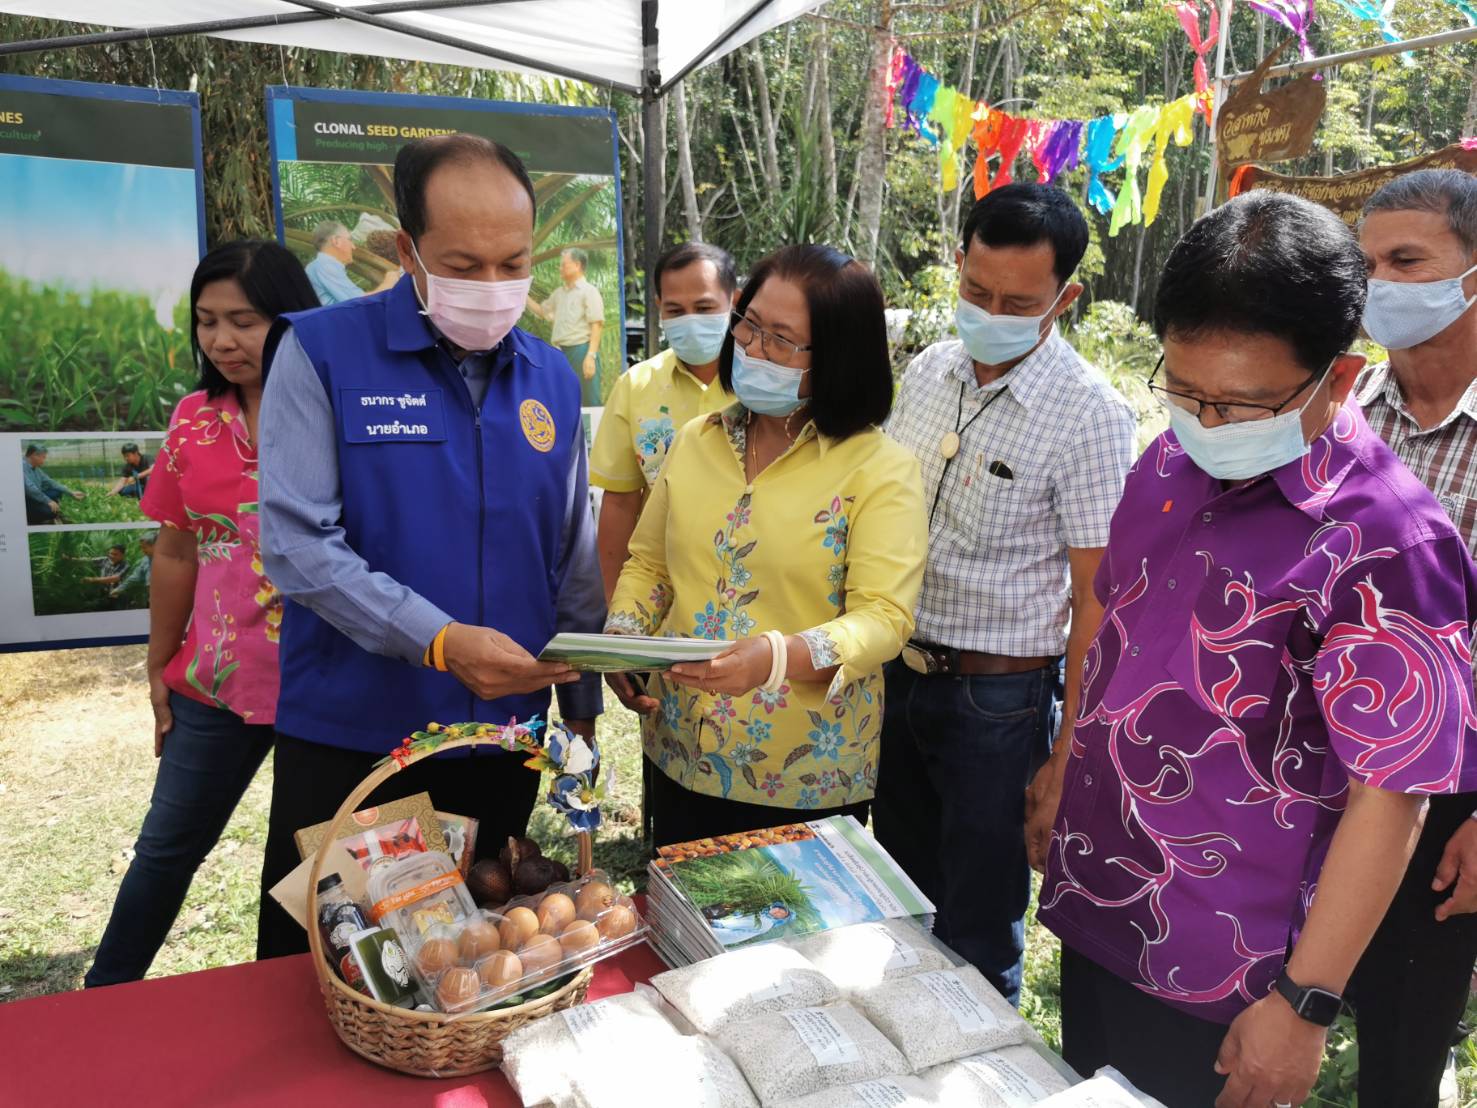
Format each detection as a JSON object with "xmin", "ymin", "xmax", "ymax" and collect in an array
[{"xmin": 761, "ymin": 630, "xmax": 787, "ymax": 693}]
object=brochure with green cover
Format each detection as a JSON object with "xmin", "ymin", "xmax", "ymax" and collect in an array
[{"xmin": 537, "ymin": 632, "xmax": 729, "ymax": 672}]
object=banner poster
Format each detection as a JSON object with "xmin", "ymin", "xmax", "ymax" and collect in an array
[
  {"xmin": 1230, "ymin": 143, "xmax": 1477, "ymax": 225},
  {"xmin": 265, "ymin": 86, "xmax": 624, "ymax": 416},
  {"xmin": 0, "ymin": 74, "xmax": 206, "ymax": 652}
]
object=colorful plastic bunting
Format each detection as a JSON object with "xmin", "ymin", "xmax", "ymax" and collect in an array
[
  {"xmin": 1083, "ymin": 114, "xmax": 1127, "ymax": 214},
  {"xmin": 1173, "ymin": 2, "xmax": 1221, "ymax": 120},
  {"xmin": 1246, "ymin": 0, "xmax": 1316, "ymax": 61}
]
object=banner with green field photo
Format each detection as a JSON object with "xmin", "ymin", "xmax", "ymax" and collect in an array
[
  {"xmin": 266, "ymin": 86, "xmax": 624, "ymax": 410},
  {"xmin": 0, "ymin": 74, "xmax": 205, "ymax": 650}
]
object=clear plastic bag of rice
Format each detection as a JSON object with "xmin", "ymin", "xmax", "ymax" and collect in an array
[
  {"xmin": 716, "ymin": 1004, "xmax": 911, "ymax": 1106},
  {"xmin": 785, "ymin": 920, "xmax": 952, "ymax": 993},
  {"xmin": 777, "ymin": 1074, "xmax": 941, "ymax": 1107},
  {"xmin": 854, "ymin": 965, "xmax": 1026, "ymax": 1070},
  {"xmin": 924, "ymin": 1044, "xmax": 1073, "ymax": 1106},
  {"xmin": 500, "ymin": 992, "xmax": 681, "ymax": 1107},
  {"xmin": 651, "ymin": 943, "xmax": 840, "ymax": 1034},
  {"xmin": 569, "ymin": 1036, "xmax": 759, "ymax": 1108}
]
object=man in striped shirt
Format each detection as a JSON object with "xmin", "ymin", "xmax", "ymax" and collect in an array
[{"xmin": 1352, "ymin": 169, "xmax": 1477, "ymax": 1108}]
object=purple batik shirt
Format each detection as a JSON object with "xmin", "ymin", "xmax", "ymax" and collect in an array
[{"xmin": 1039, "ymin": 402, "xmax": 1477, "ymax": 1025}]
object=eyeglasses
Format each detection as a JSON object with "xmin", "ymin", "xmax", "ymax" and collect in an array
[
  {"xmin": 1147, "ymin": 356, "xmax": 1321, "ymax": 425},
  {"xmin": 730, "ymin": 312, "xmax": 813, "ymax": 368}
]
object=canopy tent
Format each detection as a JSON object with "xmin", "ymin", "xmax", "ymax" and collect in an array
[{"xmin": 0, "ymin": 0, "xmax": 829, "ymax": 347}]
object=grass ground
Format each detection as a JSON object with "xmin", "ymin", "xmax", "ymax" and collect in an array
[{"xmin": 1, "ymin": 646, "xmax": 1472, "ymax": 1105}]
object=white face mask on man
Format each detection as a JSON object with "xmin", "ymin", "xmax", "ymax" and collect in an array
[
  {"xmin": 1165, "ymin": 365, "xmax": 1333, "ymax": 481},
  {"xmin": 1362, "ymin": 262, "xmax": 1477, "ymax": 351},
  {"xmin": 411, "ymin": 241, "xmax": 531, "ymax": 352}
]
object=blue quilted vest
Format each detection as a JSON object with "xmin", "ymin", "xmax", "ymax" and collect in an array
[{"xmin": 274, "ymin": 275, "xmax": 579, "ymax": 753}]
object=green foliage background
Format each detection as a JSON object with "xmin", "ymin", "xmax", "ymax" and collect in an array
[{"xmin": 28, "ymin": 529, "xmax": 150, "ymax": 617}]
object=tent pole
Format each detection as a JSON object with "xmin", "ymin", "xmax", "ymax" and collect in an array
[
  {"xmin": 1202, "ymin": 0, "xmax": 1233, "ymax": 213},
  {"xmin": 1227, "ymin": 23, "xmax": 1477, "ymax": 82},
  {"xmin": 641, "ymin": 0, "xmax": 663, "ymax": 359},
  {"xmin": 0, "ymin": 0, "xmax": 531, "ymax": 58}
]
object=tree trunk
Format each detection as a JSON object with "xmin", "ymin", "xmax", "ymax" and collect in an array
[
  {"xmin": 751, "ymin": 48, "xmax": 783, "ymax": 192},
  {"xmin": 673, "ymin": 80, "xmax": 702, "ymax": 240},
  {"xmin": 815, "ymin": 23, "xmax": 839, "ymax": 222},
  {"xmin": 1463, "ymin": 57, "xmax": 1477, "ymax": 140},
  {"xmin": 1130, "ymin": 222, "xmax": 1148, "ymax": 313},
  {"xmin": 856, "ymin": 0, "xmax": 895, "ymax": 267},
  {"xmin": 643, "ymin": 94, "xmax": 668, "ymax": 257},
  {"xmin": 948, "ymin": 1, "xmax": 984, "ymax": 244}
]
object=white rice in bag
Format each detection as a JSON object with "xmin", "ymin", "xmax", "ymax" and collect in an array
[
  {"xmin": 777, "ymin": 1074, "xmax": 940, "ymax": 1107},
  {"xmin": 854, "ymin": 965, "xmax": 1026, "ymax": 1070},
  {"xmin": 651, "ymin": 943, "xmax": 840, "ymax": 1034},
  {"xmin": 923, "ymin": 1045, "xmax": 1072, "ymax": 1106},
  {"xmin": 569, "ymin": 1036, "xmax": 758, "ymax": 1108},
  {"xmin": 716, "ymin": 1004, "xmax": 910, "ymax": 1107},
  {"xmin": 500, "ymin": 992, "xmax": 680, "ymax": 1107},
  {"xmin": 786, "ymin": 921, "xmax": 951, "ymax": 993}
]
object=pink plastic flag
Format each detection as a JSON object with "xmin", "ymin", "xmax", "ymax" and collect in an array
[{"xmin": 1173, "ymin": 1, "xmax": 1221, "ymax": 115}]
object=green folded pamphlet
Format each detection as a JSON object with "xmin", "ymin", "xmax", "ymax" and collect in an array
[{"xmin": 537, "ymin": 633, "xmax": 729, "ymax": 673}]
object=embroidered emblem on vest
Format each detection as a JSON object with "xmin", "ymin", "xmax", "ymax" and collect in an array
[{"xmin": 519, "ymin": 398, "xmax": 556, "ymax": 453}]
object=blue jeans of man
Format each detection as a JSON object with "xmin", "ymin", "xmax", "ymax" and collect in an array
[
  {"xmin": 873, "ymin": 659, "xmax": 1058, "ymax": 1004},
  {"xmin": 86, "ymin": 693, "xmax": 272, "ymax": 986},
  {"xmin": 559, "ymin": 342, "xmax": 603, "ymax": 407}
]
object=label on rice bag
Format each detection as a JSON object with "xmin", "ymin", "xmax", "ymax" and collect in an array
[
  {"xmin": 750, "ymin": 977, "xmax": 796, "ymax": 1004},
  {"xmin": 958, "ymin": 1053, "xmax": 1050, "ymax": 1107},
  {"xmin": 915, "ymin": 970, "xmax": 997, "ymax": 1034},
  {"xmin": 882, "ymin": 929, "xmax": 921, "ymax": 972},
  {"xmin": 562, "ymin": 1004, "xmax": 613, "ymax": 1042},
  {"xmin": 850, "ymin": 1079, "xmax": 916, "ymax": 1106},
  {"xmin": 783, "ymin": 1007, "xmax": 861, "ymax": 1066}
]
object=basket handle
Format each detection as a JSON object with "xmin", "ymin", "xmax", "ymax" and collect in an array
[{"xmin": 304, "ymin": 731, "xmax": 593, "ymax": 969}]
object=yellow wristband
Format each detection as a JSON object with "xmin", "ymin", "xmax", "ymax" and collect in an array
[{"xmin": 432, "ymin": 624, "xmax": 450, "ymax": 672}]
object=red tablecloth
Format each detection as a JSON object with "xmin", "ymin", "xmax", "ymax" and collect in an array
[{"xmin": 2, "ymin": 941, "xmax": 667, "ymax": 1107}]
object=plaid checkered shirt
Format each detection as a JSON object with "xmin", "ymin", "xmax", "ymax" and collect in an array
[
  {"xmin": 886, "ymin": 333, "xmax": 1136, "ymax": 656},
  {"xmin": 1357, "ymin": 362, "xmax": 1477, "ymax": 562}
]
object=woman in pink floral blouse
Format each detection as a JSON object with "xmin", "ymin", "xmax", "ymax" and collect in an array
[{"xmin": 87, "ymin": 241, "xmax": 318, "ymax": 986}]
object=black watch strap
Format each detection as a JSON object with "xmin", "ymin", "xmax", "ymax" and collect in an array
[{"xmin": 1274, "ymin": 971, "xmax": 1343, "ymax": 1026}]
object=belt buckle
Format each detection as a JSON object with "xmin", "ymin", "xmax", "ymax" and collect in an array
[{"xmin": 901, "ymin": 643, "xmax": 944, "ymax": 675}]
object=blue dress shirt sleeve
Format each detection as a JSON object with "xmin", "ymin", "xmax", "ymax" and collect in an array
[
  {"xmin": 305, "ymin": 253, "xmax": 363, "ymax": 306},
  {"xmin": 259, "ymin": 328, "xmax": 452, "ymax": 664},
  {"xmin": 553, "ymin": 430, "xmax": 607, "ymax": 720}
]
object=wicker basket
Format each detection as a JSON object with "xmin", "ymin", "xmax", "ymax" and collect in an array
[{"xmin": 306, "ymin": 730, "xmax": 595, "ymax": 1077}]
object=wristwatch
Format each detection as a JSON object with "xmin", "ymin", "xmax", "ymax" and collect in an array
[{"xmin": 1274, "ymin": 971, "xmax": 1343, "ymax": 1026}]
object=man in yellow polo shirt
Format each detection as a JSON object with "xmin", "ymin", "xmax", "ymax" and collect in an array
[{"xmin": 590, "ymin": 242, "xmax": 737, "ymax": 598}]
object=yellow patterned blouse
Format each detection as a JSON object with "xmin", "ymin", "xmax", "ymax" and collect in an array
[{"xmin": 607, "ymin": 403, "xmax": 927, "ymax": 808}]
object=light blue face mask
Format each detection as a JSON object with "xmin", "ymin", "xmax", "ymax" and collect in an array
[
  {"xmin": 954, "ymin": 284, "xmax": 1066, "ymax": 366},
  {"xmin": 1167, "ymin": 369, "xmax": 1330, "ymax": 481},
  {"xmin": 732, "ymin": 346, "xmax": 806, "ymax": 416},
  {"xmin": 662, "ymin": 312, "xmax": 729, "ymax": 366}
]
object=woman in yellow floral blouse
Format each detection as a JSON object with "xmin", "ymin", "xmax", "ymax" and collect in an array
[{"xmin": 606, "ymin": 244, "xmax": 926, "ymax": 845}]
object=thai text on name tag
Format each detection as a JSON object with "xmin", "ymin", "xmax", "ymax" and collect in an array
[{"xmin": 342, "ymin": 389, "xmax": 447, "ymax": 443}]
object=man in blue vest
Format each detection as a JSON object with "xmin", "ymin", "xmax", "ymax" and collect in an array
[{"xmin": 257, "ymin": 134, "xmax": 604, "ymax": 958}]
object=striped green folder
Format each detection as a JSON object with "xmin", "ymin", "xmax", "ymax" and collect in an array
[{"xmin": 537, "ymin": 632, "xmax": 729, "ymax": 673}]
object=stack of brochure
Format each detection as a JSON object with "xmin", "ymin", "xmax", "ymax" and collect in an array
[{"xmin": 645, "ymin": 815, "xmax": 936, "ymax": 968}]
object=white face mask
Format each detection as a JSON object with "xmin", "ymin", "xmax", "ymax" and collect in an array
[
  {"xmin": 411, "ymin": 241, "xmax": 531, "ymax": 352},
  {"xmin": 1362, "ymin": 262, "xmax": 1477, "ymax": 351},
  {"xmin": 954, "ymin": 285, "xmax": 1067, "ymax": 366},
  {"xmin": 1167, "ymin": 368, "xmax": 1331, "ymax": 481}
]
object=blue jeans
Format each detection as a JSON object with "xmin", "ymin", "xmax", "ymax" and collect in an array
[
  {"xmin": 873, "ymin": 659, "xmax": 1058, "ymax": 1004},
  {"xmin": 86, "ymin": 693, "xmax": 272, "ymax": 986}
]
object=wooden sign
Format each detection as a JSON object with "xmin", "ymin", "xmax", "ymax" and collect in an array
[
  {"xmin": 1228, "ymin": 143, "xmax": 1477, "ymax": 226},
  {"xmin": 1217, "ymin": 40, "xmax": 1325, "ymax": 168}
]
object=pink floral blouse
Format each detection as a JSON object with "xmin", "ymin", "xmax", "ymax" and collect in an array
[{"xmin": 142, "ymin": 389, "xmax": 281, "ymax": 724}]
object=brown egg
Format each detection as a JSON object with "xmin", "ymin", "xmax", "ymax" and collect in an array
[
  {"xmin": 518, "ymin": 932, "xmax": 562, "ymax": 976},
  {"xmin": 498, "ymin": 906, "xmax": 539, "ymax": 949},
  {"xmin": 457, "ymin": 918, "xmax": 501, "ymax": 962},
  {"xmin": 415, "ymin": 935, "xmax": 457, "ymax": 977},
  {"xmin": 559, "ymin": 919, "xmax": 601, "ymax": 959},
  {"xmin": 595, "ymin": 903, "xmax": 638, "ymax": 941},
  {"xmin": 575, "ymin": 880, "xmax": 616, "ymax": 922},
  {"xmin": 536, "ymin": 892, "xmax": 577, "ymax": 934},
  {"xmin": 436, "ymin": 966, "xmax": 481, "ymax": 1010},
  {"xmin": 477, "ymin": 949, "xmax": 524, "ymax": 991}
]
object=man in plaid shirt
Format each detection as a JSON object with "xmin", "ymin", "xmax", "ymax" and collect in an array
[
  {"xmin": 877, "ymin": 184, "xmax": 1136, "ymax": 1002},
  {"xmin": 1351, "ymin": 169, "xmax": 1477, "ymax": 1108}
]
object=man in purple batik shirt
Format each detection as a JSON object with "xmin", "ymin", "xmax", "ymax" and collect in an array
[{"xmin": 1024, "ymin": 191, "xmax": 1477, "ymax": 1108}]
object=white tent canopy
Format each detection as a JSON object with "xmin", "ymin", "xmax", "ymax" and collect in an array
[{"xmin": 0, "ymin": 1, "xmax": 826, "ymax": 95}]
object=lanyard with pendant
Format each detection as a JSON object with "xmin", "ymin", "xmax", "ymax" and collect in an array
[{"xmin": 929, "ymin": 379, "xmax": 1007, "ymax": 526}]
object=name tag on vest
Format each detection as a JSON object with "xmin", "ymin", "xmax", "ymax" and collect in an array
[{"xmin": 341, "ymin": 389, "xmax": 447, "ymax": 443}]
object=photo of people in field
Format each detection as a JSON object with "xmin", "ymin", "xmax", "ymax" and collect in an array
[
  {"xmin": 20, "ymin": 437, "xmax": 164, "ymax": 526},
  {"xmin": 28, "ymin": 528, "xmax": 157, "ymax": 617}
]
